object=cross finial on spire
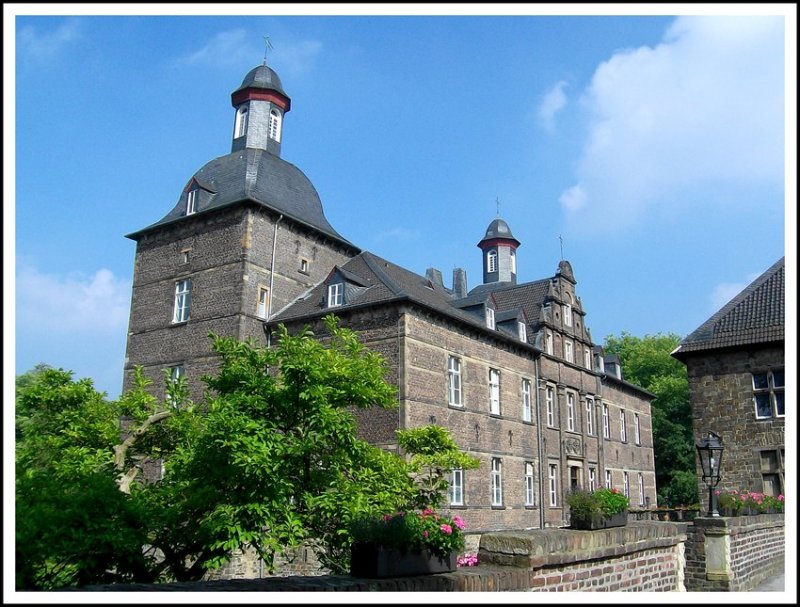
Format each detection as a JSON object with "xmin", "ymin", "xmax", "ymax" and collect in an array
[
  {"xmin": 496, "ymin": 197, "xmax": 500, "ymax": 217},
  {"xmin": 263, "ymin": 36, "xmax": 274, "ymax": 65},
  {"xmin": 559, "ymin": 234, "xmax": 564, "ymax": 260}
]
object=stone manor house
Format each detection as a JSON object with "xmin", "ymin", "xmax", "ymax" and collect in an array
[{"xmin": 123, "ymin": 63, "xmax": 657, "ymax": 531}]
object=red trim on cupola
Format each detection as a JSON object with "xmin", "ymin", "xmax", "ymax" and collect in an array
[
  {"xmin": 477, "ymin": 238, "xmax": 520, "ymax": 250},
  {"xmin": 231, "ymin": 89, "xmax": 291, "ymax": 112}
]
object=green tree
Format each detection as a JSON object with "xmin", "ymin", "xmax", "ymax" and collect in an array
[
  {"xmin": 15, "ymin": 367, "xmax": 162, "ymax": 589},
  {"xmin": 603, "ymin": 332, "xmax": 697, "ymax": 507},
  {"xmin": 396, "ymin": 424, "xmax": 481, "ymax": 509}
]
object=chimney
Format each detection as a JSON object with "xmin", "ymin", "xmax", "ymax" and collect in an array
[
  {"xmin": 425, "ymin": 267, "xmax": 444, "ymax": 288},
  {"xmin": 452, "ymin": 268, "xmax": 467, "ymax": 298}
]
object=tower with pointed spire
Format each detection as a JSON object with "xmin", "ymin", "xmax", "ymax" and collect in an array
[{"xmin": 122, "ymin": 63, "xmax": 359, "ymax": 399}]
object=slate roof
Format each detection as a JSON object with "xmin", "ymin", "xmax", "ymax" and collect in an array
[
  {"xmin": 127, "ymin": 149, "xmax": 357, "ymax": 250},
  {"xmin": 269, "ymin": 251, "xmax": 542, "ymax": 350},
  {"xmin": 672, "ymin": 257, "xmax": 785, "ymax": 359}
]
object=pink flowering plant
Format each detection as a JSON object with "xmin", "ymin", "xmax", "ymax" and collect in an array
[
  {"xmin": 351, "ymin": 507, "xmax": 467, "ymax": 558},
  {"xmin": 716, "ymin": 489, "xmax": 785, "ymax": 515}
]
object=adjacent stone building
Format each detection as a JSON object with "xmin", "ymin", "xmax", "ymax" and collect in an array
[
  {"xmin": 672, "ymin": 257, "xmax": 785, "ymax": 510},
  {"xmin": 123, "ymin": 62, "xmax": 657, "ymax": 533}
]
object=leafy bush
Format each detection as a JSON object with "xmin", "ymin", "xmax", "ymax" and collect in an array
[{"xmin": 566, "ymin": 488, "xmax": 629, "ymax": 524}]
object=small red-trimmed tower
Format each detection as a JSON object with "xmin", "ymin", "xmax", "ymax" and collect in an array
[{"xmin": 477, "ymin": 217, "xmax": 521, "ymax": 286}]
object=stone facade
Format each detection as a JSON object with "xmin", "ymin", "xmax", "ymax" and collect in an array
[
  {"xmin": 684, "ymin": 346, "xmax": 785, "ymax": 506},
  {"xmin": 673, "ymin": 257, "xmax": 785, "ymax": 511}
]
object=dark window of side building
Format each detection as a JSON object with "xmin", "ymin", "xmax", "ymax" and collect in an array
[
  {"xmin": 753, "ymin": 369, "xmax": 784, "ymax": 419},
  {"xmin": 760, "ymin": 449, "xmax": 785, "ymax": 497}
]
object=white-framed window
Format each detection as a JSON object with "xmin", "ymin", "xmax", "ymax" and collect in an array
[
  {"xmin": 450, "ymin": 468, "xmax": 464, "ymax": 506},
  {"xmin": 489, "ymin": 368, "xmax": 500, "ymax": 415},
  {"xmin": 564, "ymin": 339, "xmax": 573, "ymax": 363},
  {"xmin": 620, "ymin": 409, "xmax": 628, "ymax": 443},
  {"xmin": 327, "ymin": 283, "xmax": 343, "ymax": 307},
  {"xmin": 563, "ymin": 303, "xmax": 573, "ymax": 327},
  {"xmin": 638, "ymin": 473, "xmax": 645, "ymax": 507},
  {"xmin": 268, "ymin": 108, "xmax": 282, "ymax": 142},
  {"xmin": 525, "ymin": 462, "xmax": 535, "ymax": 506},
  {"xmin": 588, "ymin": 467, "xmax": 597, "ymax": 492},
  {"xmin": 448, "ymin": 356, "xmax": 462, "ymax": 407},
  {"xmin": 753, "ymin": 369, "xmax": 785, "ymax": 419},
  {"xmin": 510, "ymin": 249, "xmax": 516, "ymax": 273},
  {"xmin": 634, "ymin": 413, "xmax": 641, "ymax": 445},
  {"xmin": 518, "ymin": 321, "xmax": 527, "ymax": 342},
  {"xmin": 586, "ymin": 396, "xmax": 595, "ymax": 436},
  {"xmin": 256, "ymin": 287, "xmax": 269, "ymax": 319},
  {"xmin": 491, "ymin": 458, "xmax": 503, "ymax": 506},
  {"xmin": 546, "ymin": 385, "xmax": 556, "ymax": 427},
  {"xmin": 486, "ymin": 306, "xmax": 495, "ymax": 329},
  {"xmin": 605, "ymin": 469, "xmax": 612, "ymax": 489},
  {"xmin": 548, "ymin": 463, "xmax": 558, "ymax": 507},
  {"xmin": 545, "ymin": 330, "xmax": 554, "ymax": 355},
  {"xmin": 567, "ymin": 392, "xmax": 576, "ymax": 432},
  {"xmin": 172, "ymin": 279, "xmax": 191, "ymax": 323},
  {"xmin": 167, "ymin": 364, "xmax": 184, "ymax": 406},
  {"xmin": 181, "ymin": 249, "xmax": 190, "ymax": 264},
  {"xmin": 602, "ymin": 403, "xmax": 610, "ymax": 439},
  {"xmin": 623, "ymin": 472, "xmax": 630, "ymax": 499},
  {"xmin": 522, "ymin": 379, "xmax": 532, "ymax": 422},
  {"xmin": 299, "ymin": 258, "xmax": 309, "ymax": 273},
  {"xmin": 487, "ymin": 249, "xmax": 498, "ymax": 273},
  {"xmin": 584, "ymin": 347, "xmax": 591, "ymax": 369},
  {"xmin": 186, "ymin": 189, "xmax": 197, "ymax": 215},
  {"xmin": 235, "ymin": 106, "xmax": 249, "ymax": 138}
]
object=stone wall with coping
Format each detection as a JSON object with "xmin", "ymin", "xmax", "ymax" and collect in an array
[{"xmin": 684, "ymin": 514, "xmax": 785, "ymax": 591}]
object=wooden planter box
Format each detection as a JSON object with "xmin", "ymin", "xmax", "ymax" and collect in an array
[
  {"xmin": 570, "ymin": 510, "xmax": 628, "ymax": 530},
  {"xmin": 350, "ymin": 543, "xmax": 457, "ymax": 578}
]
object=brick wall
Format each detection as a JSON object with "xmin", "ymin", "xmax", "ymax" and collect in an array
[
  {"xmin": 74, "ymin": 521, "xmax": 687, "ymax": 592},
  {"xmin": 684, "ymin": 514, "xmax": 785, "ymax": 591}
]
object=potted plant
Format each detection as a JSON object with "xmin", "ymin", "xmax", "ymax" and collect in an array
[
  {"xmin": 566, "ymin": 488, "xmax": 629, "ymax": 530},
  {"xmin": 350, "ymin": 508, "xmax": 466, "ymax": 578}
]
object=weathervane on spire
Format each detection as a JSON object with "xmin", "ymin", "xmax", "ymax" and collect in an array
[
  {"xmin": 263, "ymin": 35, "xmax": 274, "ymax": 65},
  {"xmin": 559, "ymin": 234, "xmax": 564, "ymax": 260},
  {"xmin": 496, "ymin": 197, "xmax": 500, "ymax": 218}
]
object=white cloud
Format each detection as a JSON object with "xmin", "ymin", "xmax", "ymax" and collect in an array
[
  {"xmin": 373, "ymin": 227, "xmax": 421, "ymax": 243},
  {"xmin": 559, "ymin": 184, "xmax": 587, "ymax": 212},
  {"xmin": 560, "ymin": 16, "xmax": 785, "ymax": 233},
  {"xmin": 537, "ymin": 80, "xmax": 568, "ymax": 132},
  {"xmin": 709, "ymin": 271, "xmax": 762, "ymax": 312},
  {"xmin": 180, "ymin": 29, "xmax": 256, "ymax": 68},
  {"xmin": 178, "ymin": 30, "xmax": 322, "ymax": 75},
  {"xmin": 17, "ymin": 18, "xmax": 81, "ymax": 60},
  {"xmin": 16, "ymin": 263, "xmax": 131, "ymax": 334}
]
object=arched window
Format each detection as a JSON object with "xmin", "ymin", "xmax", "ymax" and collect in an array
[
  {"xmin": 269, "ymin": 109, "xmax": 282, "ymax": 142},
  {"xmin": 487, "ymin": 250, "xmax": 498, "ymax": 273},
  {"xmin": 235, "ymin": 106, "xmax": 249, "ymax": 138},
  {"xmin": 510, "ymin": 249, "xmax": 516, "ymax": 274}
]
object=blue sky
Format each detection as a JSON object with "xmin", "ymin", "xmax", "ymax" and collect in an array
[{"xmin": 6, "ymin": 5, "xmax": 796, "ymax": 400}]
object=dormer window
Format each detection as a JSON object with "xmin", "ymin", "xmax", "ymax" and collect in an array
[
  {"xmin": 235, "ymin": 106, "xmax": 249, "ymax": 138},
  {"xmin": 186, "ymin": 189, "xmax": 197, "ymax": 215},
  {"xmin": 327, "ymin": 283, "xmax": 343, "ymax": 307},
  {"xmin": 518, "ymin": 321, "xmax": 527, "ymax": 342},
  {"xmin": 269, "ymin": 109, "xmax": 282, "ymax": 142},
  {"xmin": 487, "ymin": 250, "xmax": 498, "ymax": 273},
  {"xmin": 486, "ymin": 307, "xmax": 495, "ymax": 329}
]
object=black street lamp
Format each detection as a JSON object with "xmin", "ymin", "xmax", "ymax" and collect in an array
[{"xmin": 696, "ymin": 431, "xmax": 724, "ymax": 517}]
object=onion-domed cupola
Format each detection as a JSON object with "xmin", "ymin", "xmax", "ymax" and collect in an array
[
  {"xmin": 478, "ymin": 217, "xmax": 521, "ymax": 285},
  {"xmin": 230, "ymin": 63, "xmax": 292, "ymax": 156}
]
